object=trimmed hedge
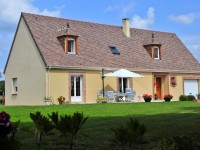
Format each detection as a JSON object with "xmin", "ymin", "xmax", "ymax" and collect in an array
[{"xmin": 179, "ymin": 95, "xmax": 196, "ymax": 101}]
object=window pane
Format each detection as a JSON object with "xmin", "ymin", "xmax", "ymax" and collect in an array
[
  {"xmin": 119, "ymin": 78, "xmax": 122, "ymax": 93},
  {"xmin": 76, "ymin": 77, "xmax": 81, "ymax": 96},
  {"xmin": 123, "ymin": 78, "xmax": 128, "ymax": 93},
  {"xmin": 154, "ymin": 47, "xmax": 159, "ymax": 59},
  {"xmin": 71, "ymin": 77, "xmax": 74, "ymax": 96},
  {"xmin": 68, "ymin": 40, "xmax": 74, "ymax": 52}
]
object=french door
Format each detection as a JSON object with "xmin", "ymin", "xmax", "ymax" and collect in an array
[
  {"xmin": 71, "ymin": 76, "xmax": 82, "ymax": 102},
  {"xmin": 119, "ymin": 78, "xmax": 129, "ymax": 93}
]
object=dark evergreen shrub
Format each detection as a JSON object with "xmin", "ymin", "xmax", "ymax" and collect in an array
[
  {"xmin": 179, "ymin": 95, "xmax": 188, "ymax": 101},
  {"xmin": 187, "ymin": 95, "xmax": 196, "ymax": 101}
]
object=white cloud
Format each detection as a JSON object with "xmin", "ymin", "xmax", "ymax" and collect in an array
[
  {"xmin": 131, "ymin": 7, "xmax": 155, "ymax": 29},
  {"xmin": 169, "ymin": 13, "xmax": 200, "ymax": 25},
  {"xmin": 105, "ymin": 1, "xmax": 134, "ymax": 17},
  {"xmin": 0, "ymin": 0, "xmax": 62, "ymax": 32}
]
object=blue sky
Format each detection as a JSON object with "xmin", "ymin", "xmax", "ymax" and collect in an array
[{"xmin": 0, "ymin": 0, "xmax": 200, "ymax": 79}]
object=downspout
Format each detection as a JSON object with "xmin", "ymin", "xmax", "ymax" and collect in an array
[{"xmin": 48, "ymin": 66, "xmax": 51, "ymax": 97}]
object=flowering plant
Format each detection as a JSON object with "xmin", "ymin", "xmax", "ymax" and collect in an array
[
  {"xmin": 163, "ymin": 94, "xmax": 173, "ymax": 100},
  {"xmin": 171, "ymin": 81, "xmax": 176, "ymax": 87},
  {"xmin": 57, "ymin": 96, "xmax": 65, "ymax": 103},
  {"xmin": 0, "ymin": 111, "xmax": 12, "ymax": 137},
  {"xmin": 0, "ymin": 98, "xmax": 5, "ymax": 105},
  {"xmin": 142, "ymin": 94, "xmax": 152, "ymax": 100}
]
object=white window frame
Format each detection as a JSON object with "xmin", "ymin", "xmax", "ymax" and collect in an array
[
  {"xmin": 67, "ymin": 38, "xmax": 76, "ymax": 54},
  {"xmin": 154, "ymin": 46, "xmax": 160, "ymax": 60},
  {"xmin": 12, "ymin": 78, "xmax": 18, "ymax": 94}
]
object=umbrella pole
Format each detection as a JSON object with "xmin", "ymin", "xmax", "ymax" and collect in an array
[{"xmin": 102, "ymin": 68, "xmax": 105, "ymax": 97}]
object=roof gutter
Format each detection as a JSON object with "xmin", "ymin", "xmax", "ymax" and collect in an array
[{"xmin": 46, "ymin": 65, "xmax": 200, "ymax": 74}]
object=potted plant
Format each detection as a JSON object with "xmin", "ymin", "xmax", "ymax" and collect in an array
[
  {"xmin": 0, "ymin": 97, "xmax": 5, "ymax": 105},
  {"xmin": 142, "ymin": 94, "xmax": 152, "ymax": 102},
  {"xmin": 96, "ymin": 97, "xmax": 108, "ymax": 103},
  {"xmin": 57, "ymin": 96, "xmax": 65, "ymax": 104},
  {"xmin": 171, "ymin": 81, "xmax": 176, "ymax": 87},
  {"xmin": 163, "ymin": 94, "xmax": 173, "ymax": 102},
  {"xmin": 44, "ymin": 96, "xmax": 52, "ymax": 105},
  {"xmin": 154, "ymin": 93, "xmax": 158, "ymax": 100}
]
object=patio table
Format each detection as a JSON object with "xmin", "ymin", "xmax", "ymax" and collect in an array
[{"xmin": 113, "ymin": 93, "xmax": 133, "ymax": 102}]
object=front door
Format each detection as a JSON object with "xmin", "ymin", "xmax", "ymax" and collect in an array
[
  {"xmin": 71, "ymin": 76, "xmax": 82, "ymax": 103},
  {"xmin": 156, "ymin": 77, "xmax": 162, "ymax": 99}
]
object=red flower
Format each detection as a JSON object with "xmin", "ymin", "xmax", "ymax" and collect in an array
[
  {"xmin": 163, "ymin": 94, "xmax": 173, "ymax": 99},
  {"xmin": 1, "ymin": 98, "xmax": 5, "ymax": 103},
  {"xmin": 142, "ymin": 94, "xmax": 152, "ymax": 99}
]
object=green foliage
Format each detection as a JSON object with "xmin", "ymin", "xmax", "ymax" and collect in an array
[
  {"xmin": 30, "ymin": 111, "xmax": 54, "ymax": 148},
  {"xmin": 187, "ymin": 95, "xmax": 196, "ymax": 101},
  {"xmin": 157, "ymin": 136, "xmax": 200, "ymax": 150},
  {"xmin": 111, "ymin": 118, "xmax": 146, "ymax": 149},
  {"xmin": 0, "ymin": 80, "xmax": 5, "ymax": 95},
  {"xmin": 179, "ymin": 95, "xmax": 196, "ymax": 101},
  {"xmin": 179, "ymin": 95, "xmax": 187, "ymax": 101},
  {"xmin": 49, "ymin": 112, "xmax": 88, "ymax": 150}
]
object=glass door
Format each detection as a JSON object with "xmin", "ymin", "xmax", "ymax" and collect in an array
[{"xmin": 71, "ymin": 76, "xmax": 82, "ymax": 102}]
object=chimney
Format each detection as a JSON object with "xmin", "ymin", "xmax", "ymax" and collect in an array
[{"xmin": 122, "ymin": 18, "xmax": 130, "ymax": 37}]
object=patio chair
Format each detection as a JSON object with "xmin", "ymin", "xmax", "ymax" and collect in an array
[
  {"xmin": 125, "ymin": 88, "xmax": 132, "ymax": 93},
  {"xmin": 125, "ymin": 90, "xmax": 136, "ymax": 102},
  {"xmin": 105, "ymin": 91, "xmax": 115, "ymax": 102}
]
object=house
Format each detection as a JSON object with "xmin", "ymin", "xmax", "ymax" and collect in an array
[{"xmin": 4, "ymin": 12, "xmax": 200, "ymax": 105}]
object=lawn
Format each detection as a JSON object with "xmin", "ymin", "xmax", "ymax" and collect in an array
[{"xmin": 1, "ymin": 101, "xmax": 200, "ymax": 149}]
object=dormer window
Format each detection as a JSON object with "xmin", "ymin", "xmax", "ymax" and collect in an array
[
  {"xmin": 154, "ymin": 46, "xmax": 159, "ymax": 59},
  {"xmin": 68, "ymin": 38, "xmax": 75, "ymax": 54},
  {"xmin": 108, "ymin": 45, "xmax": 120, "ymax": 55},
  {"xmin": 65, "ymin": 36, "xmax": 78, "ymax": 54}
]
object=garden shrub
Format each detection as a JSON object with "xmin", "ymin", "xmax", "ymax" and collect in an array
[
  {"xmin": 179, "ymin": 95, "xmax": 196, "ymax": 101},
  {"xmin": 179, "ymin": 95, "xmax": 188, "ymax": 101},
  {"xmin": 111, "ymin": 118, "xmax": 146, "ymax": 149},
  {"xmin": 157, "ymin": 136, "xmax": 200, "ymax": 150},
  {"xmin": 49, "ymin": 112, "xmax": 88, "ymax": 150},
  {"xmin": 187, "ymin": 95, "xmax": 196, "ymax": 101},
  {"xmin": 30, "ymin": 111, "xmax": 54, "ymax": 148}
]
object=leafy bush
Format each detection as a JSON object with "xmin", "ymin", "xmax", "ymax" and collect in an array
[
  {"xmin": 49, "ymin": 112, "xmax": 88, "ymax": 150},
  {"xmin": 157, "ymin": 136, "xmax": 200, "ymax": 150},
  {"xmin": 179, "ymin": 95, "xmax": 196, "ymax": 101},
  {"xmin": 187, "ymin": 95, "xmax": 196, "ymax": 101},
  {"xmin": 111, "ymin": 118, "xmax": 146, "ymax": 149},
  {"xmin": 179, "ymin": 95, "xmax": 188, "ymax": 101},
  {"xmin": 30, "ymin": 111, "xmax": 54, "ymax": 148}
]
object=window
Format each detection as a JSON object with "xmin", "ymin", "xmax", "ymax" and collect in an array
[
  {"xmin": 119, "ymin": 78, "xmax": 129, "ymax": 93},
  {"xmin": 154, "ymin": 47, "xmax": 159, "ymax": 59},
  {"xmin": 67, "ymin": 38, "xmax": 75, "ymax": 54},
  {"xmin": 108, "ymin": 45, "xmax": 120, "ymax": 55},
  {"xmin": 12, "ymin": 78, "xmax": 18, "ymax": 94}
]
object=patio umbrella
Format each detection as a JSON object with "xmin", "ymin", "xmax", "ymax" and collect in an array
[
  {"xmin": 104, "ymin": 69, "xmax": 143, "ymax": 78},
  {"xmin": 104, "ymin": 69, "xmax": 143, "ymax": 93}
]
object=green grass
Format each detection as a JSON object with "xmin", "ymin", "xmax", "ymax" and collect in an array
[{"xmin": 1, "ymin": 101, "xmax": 200, "ymax": 149}]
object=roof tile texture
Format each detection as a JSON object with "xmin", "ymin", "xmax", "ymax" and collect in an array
[{"xmin": 22, "ymin": 13, "xmax": 200, "ymax": 72}]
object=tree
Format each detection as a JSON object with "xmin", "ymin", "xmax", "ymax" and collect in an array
[{"xmin": 0, "ymin": 80, "xmax": 5, "ymax": 96}]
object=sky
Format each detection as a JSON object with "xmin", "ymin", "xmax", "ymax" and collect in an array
[{"xmin": 0, "ymin": 0, "xmax": 200, "ymax": 79}]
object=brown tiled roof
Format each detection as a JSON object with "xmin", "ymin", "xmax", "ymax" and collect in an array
[{"xmin": 22, "ymin": 13, "xmax": 200, "ymax": 72}]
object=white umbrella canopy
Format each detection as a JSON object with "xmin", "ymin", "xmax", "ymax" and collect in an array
[{"xmin": 104, "ymin": 69, "xmax": 143, "ymax": 78}]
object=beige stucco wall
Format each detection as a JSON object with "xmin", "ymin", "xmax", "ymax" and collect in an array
[
  {"xmin": 169, "ymin": 73, "xmax": 200, "ymax": 100},
  {"xmin": 86, "ymin": 70, "xmax": 116, "ymax": 102},
  {"xmin": 132, "ymin": 72, "xmax": 153, "ymax": 100},
  {"xmin": 5, "ymin": 17, "xmax": 46, "ymax": 105},
  {"xmin": 46, "ymin": 69, "xmax": 200, "ymax": 103},
  {"xmin": 48, "ymin": 69, "xmax": 68, "ymax": 104}
]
